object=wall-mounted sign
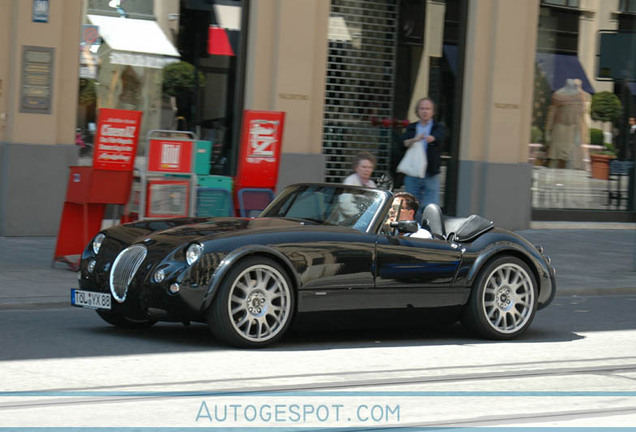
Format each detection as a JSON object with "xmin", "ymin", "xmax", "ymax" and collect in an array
[
  {"xmin": 32, "ymin": 0, "xmax": 49, "ymax": 23},
  {"xmin": 92, "ymin": 109, "xmax": 143, "ymax": 171},
  {"xmin": 82, "ymin": 25, "xmax": 100, "ymax": 45},
  {"xmin": 20, "ymin": 46, "xmax": 54, "ymax": 114}
]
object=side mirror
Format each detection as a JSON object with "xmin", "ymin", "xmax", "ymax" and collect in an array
[
  {"xmin": 390, "ymin": 220, "xmax": 418, "ymax": 234},
  {"xmin": 376, "ymin": 173, "xmax": 393, "ymax": 191}
]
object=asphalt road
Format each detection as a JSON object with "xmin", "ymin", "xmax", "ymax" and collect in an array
[
  {"xmin": 1, "ymin": 295, "xmax": 636, "ymax": 428},
  {"xmin": 1, "ymin": 294, "xmax": 636, "ymax": 361}
]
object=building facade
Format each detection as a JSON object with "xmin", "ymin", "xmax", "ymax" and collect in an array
[
  {"xmin": 1, "ymin": 0, "xmax": 634, "ymax": 236},
  {"xmin": 0, "ymin": 0, "xmax": 81, "ymax": 236}
]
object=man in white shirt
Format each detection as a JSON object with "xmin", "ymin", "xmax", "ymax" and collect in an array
[{"xmin": 386, "ymin": 192, "xmax": 432, "ymax": 239}]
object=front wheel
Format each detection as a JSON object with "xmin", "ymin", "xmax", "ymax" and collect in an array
[
  {"xmin": 96, "ymin": 310, "xmax": 157, "ymax": 329},
  {"xmin": 208, "ymin": 257, "xmax": 294, "ymax": 348},
  {"xmin": 462, "ymin": 256, "xmax": 537, "ymax": 339}
]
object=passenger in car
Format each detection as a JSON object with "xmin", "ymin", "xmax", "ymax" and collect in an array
[{"xmin": 387, "ymin": 192, "xmax": 432, "ymax": 239}]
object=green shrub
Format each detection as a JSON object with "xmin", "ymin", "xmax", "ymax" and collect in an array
[
  {"xmin": 590, "ymin": 128, "xmax": 603, "ymax": 146},
  {"xmin": 591, "ymin": 91, "xmax": 622, "ymax": 123},
  {"xmin": 530, "ymin": 126, "xmax": 544, "ymax": 143},
  {"xmin": 78, "ymin": 79, "xmax": 96, "ymax": 105},
  {"xmin": 162, "ymin": 61, "xmax": 205, "ymax": 97}
]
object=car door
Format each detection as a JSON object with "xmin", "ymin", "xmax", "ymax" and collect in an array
[
  {"xmin": 372, "ymin": 234, "xmax": 464, "ymax": 309},
  {"xmin": 284, "ymin": 230, "xmax": 377, "ymax": 313}
]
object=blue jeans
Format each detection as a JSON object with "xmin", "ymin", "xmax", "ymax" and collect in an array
[{"xmin": 404, "ymin": 174, "xmax": 440, "ymax": 219}]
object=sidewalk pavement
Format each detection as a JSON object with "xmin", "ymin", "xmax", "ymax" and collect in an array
[{"xmin": 1, "ymin": 224, "xmax": 635, "ymax": 310}]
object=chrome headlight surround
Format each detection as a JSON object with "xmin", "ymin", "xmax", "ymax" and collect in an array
[
  {"xmin": 185, "ymin": 243, "xmax": 203, "ymax": 266},
  {"xmin": 92, "ymin": 233, "xmax": 106, "ymax": 255}
]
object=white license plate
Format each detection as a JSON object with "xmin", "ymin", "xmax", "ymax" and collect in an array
[{"xmin": 71, "ymin": 289, "xmax": 111, "ymax": 310}]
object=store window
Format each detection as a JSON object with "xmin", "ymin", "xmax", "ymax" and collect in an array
[
  {"xmin": 620, "ymin": 0, "xmax": 636, "ymax": 13},
  {"xmin": 177, "ymin": 0, "xmax": 245, "ymax": 176},
  {"xmin": 530, "ymin": 2, "xmax": 635, "ymax": 216},
  {"xmin": 78, "ymin": 0, "xmax": 245, "ymax": 177},
  {"xmin": 537, "ymin": 3, "xmax": 580, "ymax": 54},
  {"xmin": 542, "ymin": 0, "xmax": 579, "ymax": 7},
  {"xmin": 79, "ymin": 1, "xmax": 180, "ymax": 157},
  {"xmin": 87, "ymin": 0, "xmax": 154, "ymax": 19},
  {"xmin": 619, "ymin": 0, "xmax": 636, "ymax": 31}
]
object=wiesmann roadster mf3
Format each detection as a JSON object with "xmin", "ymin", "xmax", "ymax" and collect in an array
[{"xmin": 71, "ymin": 183, "xmax": 556, "ymax": 347}]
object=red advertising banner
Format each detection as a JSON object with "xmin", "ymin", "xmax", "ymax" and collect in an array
[
  {"xmin": 236, "ymin": 110, "xmax": 285, "ymax": 189},
  {"xmin": 147, "ymin": 139, "xmax": 194, "ymax": 173},
  {"xmin": 92, "ymin": 108, "xmax": 142, "ymax": 171}
]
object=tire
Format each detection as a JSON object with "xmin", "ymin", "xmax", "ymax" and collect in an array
[
  {"xmin": 96, "ymin": 310, "xmax": 157, "ymax": 329},
  {"xmin": 462, "ymin": 256, "xmax": 537, "ymax": 340},
  {"xmin": 208, "ymin": 257, "xmax": 294, "ymax": 348}
]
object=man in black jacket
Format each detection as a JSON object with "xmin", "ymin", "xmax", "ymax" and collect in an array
[{"xmin": 400, "ymin": 97, "xmax": 446, "ymax": 213}]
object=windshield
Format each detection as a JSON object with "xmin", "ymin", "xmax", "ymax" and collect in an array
[{"xmin": 261, "ymin": 184, "xmax": 389, "ymax": 233}]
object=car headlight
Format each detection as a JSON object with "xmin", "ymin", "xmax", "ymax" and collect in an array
[
  {"xmin": 92, "ymin": 233, "xmax": 106, "ymax": 255},
  {"xmin": 186, "ymin": 243, "xmax": 203, "ymax": 266},
  {"xmin": 153, "ymin": 268, "xmax": 166, "ymax": 283}
]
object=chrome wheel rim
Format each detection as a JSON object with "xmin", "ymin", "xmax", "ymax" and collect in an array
[
  {"xmin": 482, "ymin": 263, "xmax": 534, "ymax": 334},
  {"xmin": 228, "ymin": 264, "xmax": 291, "ymax": 342}
]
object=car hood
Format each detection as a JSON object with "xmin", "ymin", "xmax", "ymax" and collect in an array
[
  {"xmin": 154, "ymin": 217, "xmax": 308, "ymax": 239},
  {"xmin": 106, "ymin": 217, "xmax": 332, "ymax": 247}
]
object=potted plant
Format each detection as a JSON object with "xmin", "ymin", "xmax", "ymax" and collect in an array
[
  {"xmin": 589, "ymin": 142, "xmax": 617, "ymax": 180},
  {"xmin": 589, "ymin": 92, "xmax": 622, "ymax": 180}
]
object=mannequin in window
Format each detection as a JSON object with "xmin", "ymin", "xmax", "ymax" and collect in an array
[
  {"xmin": 544, "ymin": 78, "xmax": 589, "ymax": 169},
  {"xmin": 118, "ymin": 66, "xmax": 141, "ymax": 110}
]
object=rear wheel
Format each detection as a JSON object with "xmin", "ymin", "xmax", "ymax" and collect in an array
[
  {"xmin": 96, "ymin": 310, "xmax": 157, "ymax": 329},
  {"xmin": 462, "ymin": 256, "xmax": 537, "ymax": 339},
  {"xmin": 208, "ymin": 257, "xmax": 294, "ymax": 348}
]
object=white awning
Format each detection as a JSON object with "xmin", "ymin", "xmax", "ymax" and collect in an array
[
  {"xmin": 213, "ymin": 4, "xmax": 241, "ymax": 30},
  {"xmin": 87, "ymin": 15, "xmax": 180, "ymax": 69}
]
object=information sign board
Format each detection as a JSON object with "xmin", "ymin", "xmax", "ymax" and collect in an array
[
  {"xmin": 20, "ymin": 46, "xmax": 54, "ymax": 114},
  {"xmin": 32, "ymin": 0, "xmax": 49, "ymax": 23}
]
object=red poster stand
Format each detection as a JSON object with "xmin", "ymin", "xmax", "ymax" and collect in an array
[
  {"xmin": 234, "ymin": 110, "xmax": 285, "ymax": 216},
  {"xmin": 54, "ymin": 109, "xmax": 142, "ymax": 270}
]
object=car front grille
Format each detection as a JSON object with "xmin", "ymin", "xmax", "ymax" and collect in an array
[{"xmin": 109, "ymin": 245, "xmax": 147, "ymax": 303}]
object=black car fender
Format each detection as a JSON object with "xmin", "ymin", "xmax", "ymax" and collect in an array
[
  {"xmin": 199, "ymin": 244, "xmax": 301, "ymax": 313},
  {"xmin": 463, "ymin": 239, "xmax": 554, "ymax": 307}
]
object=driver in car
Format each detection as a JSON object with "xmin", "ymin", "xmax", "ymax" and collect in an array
[{"xmin": 386, "ymin": 192, "xmax": 432, "ymax": 239}]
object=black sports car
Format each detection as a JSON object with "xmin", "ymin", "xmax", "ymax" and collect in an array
[{"xmin": 72, "ymin": 183, "xmax": 556, "ymax": 347}]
